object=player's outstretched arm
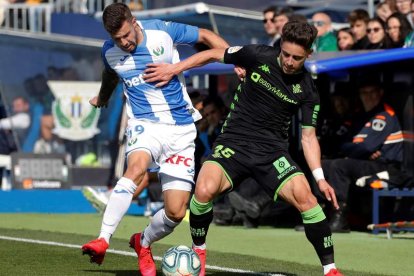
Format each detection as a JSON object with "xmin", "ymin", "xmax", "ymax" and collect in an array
[
  {"xmin": 90, "ymin": 69, "xmax": 119, "ymax": 108},
  {"xmin": 197, "ymin": 28, "xmax": 229, "ymax": 49},
  {"xmin": 144, "ymin": 48, "xmax": 226, "ymax": 87},
  {"xmin": 301, "ymin": 127, "xmax": 339, "ymax": 210}
]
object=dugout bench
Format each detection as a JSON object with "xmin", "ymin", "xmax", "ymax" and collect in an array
[{"xmin": 372, "ymin": 188, "xmax": 414, "ymax": 234}]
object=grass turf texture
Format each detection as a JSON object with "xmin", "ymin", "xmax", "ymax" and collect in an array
[{"xmin": 0, "ymin": 214, "xmax": 412, "ymax": 275}]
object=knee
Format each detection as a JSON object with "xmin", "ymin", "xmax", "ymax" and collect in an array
[
  {"xmin": 165, "ymin": 208, "xmax": 186, "ymax": 223},
  {"xmin": 296, "ymin": 192, "xmax": 318, "ymax": 212},
  {"xmin": 194, "ymin": 179, "xmax": 217, "ymax": 202},
  {"xmin": 125, "ymin": 164, "xmax": 146, "ymax": 183}
]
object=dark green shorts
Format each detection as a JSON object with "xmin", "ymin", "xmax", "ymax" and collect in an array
[{"xmin": 205, "ymin": 141, "xmax": 303, "ymax": 201}]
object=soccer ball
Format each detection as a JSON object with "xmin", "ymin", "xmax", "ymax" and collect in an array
[{"xmin": 161, "ymin": 245, "xmax": 201, "ymax": 276}]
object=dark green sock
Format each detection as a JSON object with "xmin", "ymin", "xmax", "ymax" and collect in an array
[
  {"xmin": 189, "ymin": 195, "xmax": 213, "ymax": 246},
  {"xmin": 302, "ymin": 205, "xmax": 334, "ymax": 265}
]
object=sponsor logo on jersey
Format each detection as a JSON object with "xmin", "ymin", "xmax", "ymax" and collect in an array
[
  {"xmin": 120, "ymin": 55, "xmax": 129, "ymax": 62},
  {"xmin": 227, "ymin": 46, "xmax": 243, "ymax": 53},
  {"xmin": 123, "ymin": 74, "xmax": 145, "ymax": 87},
  {"xmin": 259, "ymin": 64, "xmax": 270, "ymax": 73},
  {"xmin": 312, "ymin": 105, "xmax": 320, "ymax": 125},
  {"xmin": 251, "ymin": 72, "xmax": 297, "ymax": 104},
  {"xmin": 166, "ymin": 155, "xmax": 193, "ymax": 167},
  {"xmin": 372, "ymin": 118, "xmax": 386, "ymax": 131}
]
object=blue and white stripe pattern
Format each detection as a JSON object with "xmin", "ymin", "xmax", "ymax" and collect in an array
[{"xmin": 102, "ymin": 19, "xmax": 201, "ymax": 125}]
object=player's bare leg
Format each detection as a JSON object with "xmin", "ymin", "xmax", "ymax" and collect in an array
[{"xmin": 279, "ymin": 175, "xmax": 343, "ymax": 276}]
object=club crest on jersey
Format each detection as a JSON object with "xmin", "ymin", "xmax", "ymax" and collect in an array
[
  {"xmin": 292, "ymin": 84, "xmax": 302, "ymax": 94},
  {"xmin": 152, "ymin": 46, "xmax": 165, "ymax": 56},
  {"xmin": 227, "ymin": 46, "xmax": 243, "ymax": 53}
]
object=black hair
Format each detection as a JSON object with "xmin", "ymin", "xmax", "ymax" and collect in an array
[
  {"xmin": 103, "ymin": 3, "xmax": 133, "ymax": 35},
  {"xmin": 281, "ymin": 21, "xmax": 317, "ymax": 50}
]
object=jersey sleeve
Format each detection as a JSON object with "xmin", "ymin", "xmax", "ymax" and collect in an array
[
  {"xmin": 101, "ymin": 41, "xmax": 116, "ymax": 73},
  {"xmin": 300, "ymin": 77, "xmax": 320, "ymax": 128},
  {"xmin": 163, "ymin": 21, "xmax": 199, "ymax": 45},
  {"xmin": 223, "ymin": 45, "xmax": 259, "ymax": 68}
]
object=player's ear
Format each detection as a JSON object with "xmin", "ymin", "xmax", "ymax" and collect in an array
[{"xmin": 306, "ymin": 48, "xmax": 313, "ymax": 58}]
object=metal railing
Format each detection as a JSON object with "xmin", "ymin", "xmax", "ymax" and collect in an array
[
  {"xmin": 1, "ymin": 3, "xmax": 52, "ymax": 33},
  {"xmin": 0, "ymin": 0, "xmax": 146, "ymax": 34}
]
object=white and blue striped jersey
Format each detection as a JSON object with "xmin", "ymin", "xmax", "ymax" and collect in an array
[{"xmin": 102, "ymin": 19, "xmax": 201, "ymax": 125}]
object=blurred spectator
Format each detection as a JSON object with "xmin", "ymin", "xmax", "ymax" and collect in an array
[
  {"xmin": 404, "ymin": 29, "xmax": 414, "ymax": 46},
  {"xmin": 288, "ymin": 13, "xmax": 308, "ymax": 24},
  {"xmin": 128, "ymin": 0, "xmax": 144, "ymax": 11},
  {"xmin": 407, "ymin": 1, "xmax": 414, "ymax": 27},
  {"xmin": 385, "ymin": 0, "xmax": 399, "ymax": 13},
  {"xmin": 376, "ymin": 2, "xmax": 393, "ymax": 23},
  {"xmin": 366, "ymin": 18, "xmax": 389, "ymax": 49},
  {"xmin": 202, "ymin": 95, "xmax": 228, "ymax": 147},
  {"xmin": 262, "ymin": 6, "xmax": 278, "ymax": 46},
  {"xmin": 189, "ymin": 90, "xmax": 208, "ymax": 178},
  {"xmin": 272, "ymin": 7, "xmax": 294, "ymax": 49},
  {"xmin": 33, "ymin": 115, "xmax": 66, "ymax": 154},
  {"xmin": 0, "ymin": 0, "xmax": 9, "ymax": 26},
  {"xmin": 0, "ymin": 96, "xmax": 30, "ymax": 154},
  {"xmin": 348, "ymin": 9, "xmax": 370, "ymax": 49},
  {"xmin": 386, "ymin": 12, "xmax": 413, "ymax": 47},
  {"xmin": 322, "ymin": 78, "xmax": 403, "ymax": 232},
  {"xmin": 336, "ymin": 27, "xmax": 356, "ymax": 50},
  {"xmin": 311, "ymin": 12, "xmax": 338, "ymax": 52},
  {"xmin": 319, "ymin": 84, "xmax": 354, "ymax": 159},
  {"xmin": 395, "ymin": 0, "xmax": 412, "ymax": 15}
]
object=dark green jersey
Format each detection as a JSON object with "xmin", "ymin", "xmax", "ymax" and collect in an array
[{"xmin": 219, "ymin": 44, "xmax": 320, "ymax": 149}]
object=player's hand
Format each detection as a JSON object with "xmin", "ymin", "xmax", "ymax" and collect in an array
[
  {"xmin": 234, "ymin": 66, "xmax": 246, "ymax": 81},
  {"xmin": 317, "ymin": 179, "xmax": 339, "ymax": 210},
  {"xmin": 144, "ymin": 63, "xmax": 175, "ymax": 87},
  {"xmin": 89, "ymin": 96, "xmax": 107, "ymax": 108},
  {"xmin": 369, "ymin": 150, "xmax": 381, "ymax": 160}
]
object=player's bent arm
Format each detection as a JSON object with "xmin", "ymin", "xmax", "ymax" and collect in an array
[
  {"xmin": 95, "ymin": 69, "xmax": 119, "ymax": 107},
  {"xmin": 197, "ymin": 28, "xmax": 229, "ymax": 49},
  {"xmin": 144, "ymin": 48, "xmax": 226, "ymax": 86},
  {"xmin": 302, "ymin": 126, "xmax": 339, "ymax": 209}
]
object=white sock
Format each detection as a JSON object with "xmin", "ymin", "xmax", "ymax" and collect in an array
[
  {"xmin": 141, "ymin": 208, "xmax": 179, "ymax": 248},
  {"xmin": 323, "ymin": 263, "xmax": 336, "ymax": 275},
  {"xmin": 192, "ymin": 243, "xmax": 206, "ymax": 250},
  {"xmin": 99, "ymin": 177, "xmax": 136, "ymax": 243}
]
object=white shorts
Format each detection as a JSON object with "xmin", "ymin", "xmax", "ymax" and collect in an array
[{"xmin": 125, "ymin": 119, "xmax": 196, "ymax": 191}]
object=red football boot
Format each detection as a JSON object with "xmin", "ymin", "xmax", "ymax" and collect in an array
[
  {"xmin": 129, "ymin": 233, "xmax": 156, "ymax": 276},
  {"xmin": 82, "ymin": 238, "xmax": 109, "ymax": 265}
]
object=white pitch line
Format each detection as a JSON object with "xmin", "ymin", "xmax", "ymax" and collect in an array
[{"xmin": 0, "ymin": 235, "xmax": 286, "ymax": 276}]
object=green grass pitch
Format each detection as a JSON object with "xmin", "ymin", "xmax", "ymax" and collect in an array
[{"xmin": 0, "ymin": 214, "xmax": 412, "ymax": 275}]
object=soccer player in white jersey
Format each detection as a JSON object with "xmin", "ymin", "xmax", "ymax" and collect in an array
[{"xmin": 81, "ymin": 3, "xmax": 229, "ymax": 275}]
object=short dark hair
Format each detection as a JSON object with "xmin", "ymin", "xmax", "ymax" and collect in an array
[
  {"xmin": 263, "ymin": 5, "xmax": 277, "ymax": 15},
  {"xmin": 275, "ymin": 7, "xmax": 294, "ymax": 18},
  {"xmin": 281, "ymin": 21, "xmax": 317, "ymax": 50},
  {"xmin": 103, "ymin": 3, "xmax": 133, "ymax": 35},
  {"xmin": 348, "ymin": 9, "xmax": 370, "ymax": 25}
]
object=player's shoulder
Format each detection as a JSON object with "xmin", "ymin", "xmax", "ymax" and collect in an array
[
  {"xmin": 139, "ymin": 19, "xmax": 168, "ymax": 30},
  {"xmin": 102, "ymin": 40, "xmax": 115, "ymax": 53},
  {"xmin": 247, "ymin": 44, "xmax": 275, "ymax": 55}
]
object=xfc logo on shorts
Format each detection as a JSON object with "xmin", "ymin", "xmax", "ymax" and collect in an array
[{"xmin": 166, "ymin": 155, "xmax": 192, "ymax": 167}]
